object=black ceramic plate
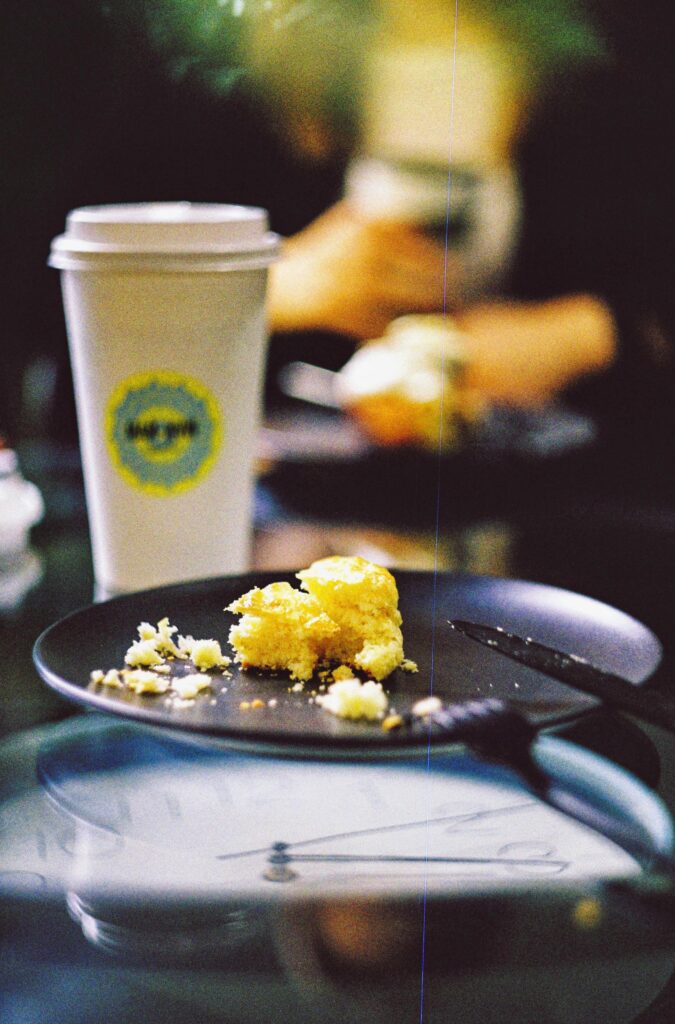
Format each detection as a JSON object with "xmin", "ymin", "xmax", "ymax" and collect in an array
[{"xmin": 33, "ymin": 571, "xmax": 661, "ymax": 756}]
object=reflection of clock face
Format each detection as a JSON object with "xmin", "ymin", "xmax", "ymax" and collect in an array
[
  {"xmin": 0, "ymin": 715, "xmax": 643, "ymax": 906},
  {"xmin": 2, "ymin": 716, "xmax": 672, "ymax": 1024}
]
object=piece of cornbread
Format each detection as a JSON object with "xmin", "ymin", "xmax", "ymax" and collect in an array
[
  {"xmin": 227, "ymin": 556, "xmax": 407, "ymax": 682},
  {"xmin": 297, "ymin": 556, "xmax": 404, "ymax": 680},
  {"xmin": 226, "ymin": 580, "xmax": 339, "ymax": 682}
]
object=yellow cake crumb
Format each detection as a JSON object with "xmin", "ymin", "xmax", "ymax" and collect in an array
[
  {"xmin": 154, "ymin": 617, "xmax": 181, "ymax": 656},
  {"xmin": 171, "ymin": 673, "xmax": 212, "ymax": 700},
  {"xmin": 331, "ymin": 665, "xmax": 356, "ymax": 682},
  {"xmin": 226, "ymin": 556, "xmax": 408, "ymax": 683},
  {"xmin": 100, "ymin": 669, "xmax": 123, "ymax": 688},
  {"xmin": 189, "ymin": 638, "xmax": 231, "ymax": 672},
  {"xmin": 125, "ymin": 670, "xmax": 171, "ymax": 694},
  {"xmin": 137, "ymin": 622, "xmax": 157, "ymax": 642},
  {"xmin": 316, "ymin": 678, "xmax": 389, "ymax": 721},
  {"xmin": 412, "ymin": 696, "xmax": 442, "ymax": 717},
  {"xmin": 134, "ymin": 618, "xmax": 181, "ymax": 657},
  {"xmin": 176, "ymin": 634, "xmax": 194, "ymax": 659},
  {"xmin": 125, "ymin": 639, "xmax": 164, "ymax": 668}
]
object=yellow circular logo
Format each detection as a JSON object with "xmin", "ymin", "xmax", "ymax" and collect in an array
[{"xmin": 105, "ymin": 371, "xmax": 222, "ymax": 495}]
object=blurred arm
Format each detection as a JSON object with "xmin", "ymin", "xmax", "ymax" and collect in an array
[
  {"xmin": 456, "ymin": 294, "xmax": 617, "ymax": 407},
  {"xmin": 268, "ymin": 201, "xmax": 459, "ymax": 340}
]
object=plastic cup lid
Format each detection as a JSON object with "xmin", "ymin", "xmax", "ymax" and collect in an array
[{"xmin": 49, "ymin": 202, "xmax": 280, "ymax": 265}]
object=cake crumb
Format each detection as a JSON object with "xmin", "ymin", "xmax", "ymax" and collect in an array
[
  {"xmin": 190, "ymin": 638, "xmax": 231, "ymax": 672},
  {"xmin": 125, "ymin": 670, "xmax": 170, "ymax": 695},
  {"xmin": 171, "ymin": 674, "xmax": 211, "ymax": 700},
  {"xmin": 412, "ymin": 696, "xmax": 442, "ymax": 717},
  {"xmin": 176, "ymin": 634, "xmax": 194, "ymax": 659},
  {"xmin": 316, "ymin": 678, "xmax": 389, "ymax": 721},
  {"xmin": 125, "ymin": 639, "xmax": 164, "ymax": 668},
  {"xmin": 101, "ymin": 669, "xmax": 123, "ymax": 688},
  {"xmin": 331, "ymin": 665, "xmax": 356, "ymax": 682}
]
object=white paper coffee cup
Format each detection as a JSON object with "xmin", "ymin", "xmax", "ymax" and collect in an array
[{"xmin": 50, "ymin": 202, "xmax": 280, "ymax": 596}]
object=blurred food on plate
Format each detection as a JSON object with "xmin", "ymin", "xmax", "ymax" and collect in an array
[{"xmin": 336, "ymin": 314, "xmax": 486, "ymax": 449}]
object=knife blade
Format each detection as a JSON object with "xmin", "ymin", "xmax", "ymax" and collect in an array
[{"xmin": 449, "ymin": 620, "xmax": 675, "ymax": 734}]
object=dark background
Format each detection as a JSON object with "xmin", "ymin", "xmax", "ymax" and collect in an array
[
  {"xmin": 1, "ymin": 0, "xmax": 673, "ymax": 639},
  {"xmin": 1, "ymin": 1, "xmax": 672, "ymax": 436}
]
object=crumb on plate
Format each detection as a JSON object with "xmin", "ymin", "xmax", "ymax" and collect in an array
[
  {"xmin": 412, "ymin": 696, "xmax": 442, "ymax": 717},
  {"xmin": 315, "ymin": 677, "xmax": 389, "ymax": 721}
]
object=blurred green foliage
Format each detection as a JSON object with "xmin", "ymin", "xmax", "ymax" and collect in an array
[{"xmin": 140, "ymin": 0, "xmax": 606, "ymax": 94}]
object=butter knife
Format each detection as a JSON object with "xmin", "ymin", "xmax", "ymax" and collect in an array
[{"xmin": 449, "ymin": 620, "xmax": 675, "ymax": 734}]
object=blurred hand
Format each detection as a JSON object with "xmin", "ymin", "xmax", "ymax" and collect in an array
[
  {"xmin": 269, "ymin": 201, "xmax": 459, "ymax": 340},
  {"xmin": 456, "ymin": 295, "xmax": 617, "ymax": 407}
]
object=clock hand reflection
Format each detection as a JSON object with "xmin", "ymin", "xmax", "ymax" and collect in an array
[
  {"xmin": 216, "ymin": 800, "xmax": 537, "ymax": 862},
  {"xmin": 268, "ymin": 848, "xmax": 570, "ymax": 868},
  {"xmin": 262, "ymin": 838, "xmax": 569, "ymax": 882}
]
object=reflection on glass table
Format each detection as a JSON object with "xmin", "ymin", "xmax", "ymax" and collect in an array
[{"xmin": 1, "ymin": 715, "xmax": 674, "ymax": 1024}]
